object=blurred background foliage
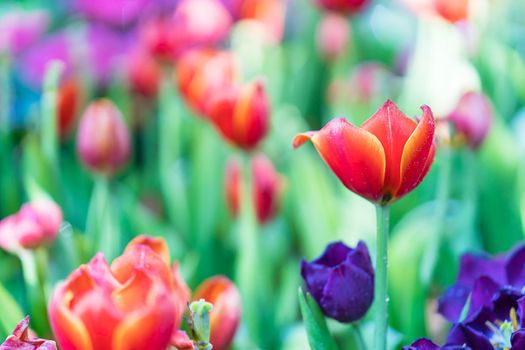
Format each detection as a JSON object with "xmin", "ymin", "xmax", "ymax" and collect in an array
[{"xmin": 1, "ymin": 0, "xmax": 525, "ymax": 349}]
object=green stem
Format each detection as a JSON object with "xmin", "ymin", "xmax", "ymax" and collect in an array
[
  {"xmin": 351, "ymin": 323, "xmax": 366, "ymax": 350},
  {"xmin": 236, "ymin": 154, "xmax": 261, "ymax": 345},
  {"xmin": 19, "ymin": 250, "xmax": 50, "ymax": 337},
  {"xmin": 41, "ymin": 61, "xmax": 63, "ymax": 171},
  {"xmin": 374, "ymin": 204, "xmax": 389, "ymax": 350},
  {"xmin": 461, "ymin": 149, "xmax": 478, "ymax": 247},
  {"xmin": 0, "ymin": 54, "xmax": 10, "ymax": 133}
]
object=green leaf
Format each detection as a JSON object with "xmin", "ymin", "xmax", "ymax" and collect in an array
[
  {"xmin": 298, "ymin": 287, "xmax": 338, "ymax": 350},
  {"xmin": 0, "ymin": 282, "xmax": 24, "ymax": 339}
]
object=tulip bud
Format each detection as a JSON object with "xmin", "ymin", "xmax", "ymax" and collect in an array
[
  {"xmin": 301, "ymin": 241, "xmax": 374, "ymax": 323},
  {"xmin": 57, "ymin": 78, "xmax": 81, "ymax": 139},
  {"xmin": 435, "ymin": 0, "xmax": 468, "ymax": 23},
  {"xmin": 127, "ymin": 51, "xmax": 160, "ymax": 98},
  {"xmin": 49, "ymin": 244, "xmax": 179, "ymax": 350},
  {"xmin": 316, "ymin": 13, "xmax": 349, "ymax": 61},
  {"xmin": 314, "ymin": 0, "xmax": 369, "ymax": 15},
  {"xmin": 349, "ymin": 62, "xmax": 390, "ymax": 104},
  {"xmin": 208, "ymin": 80, "xmax": 270, "ymax": 150},
  {"xmin": 0, "ymin": 316, "xmax": 56, "ymax": 350},
  {"xmin": 76, "ymin": 99, "xmax": 131, "ymax": 176},
  {"xmin": 193, "ymin": 276, "xmax": 241, "ymax": 350},
  {"xmin": 251, "ymin": 154, "xmax": 283, "ymax": 224},
  {"xmin": 224, "ymin": 157, "xmax": 241, "ymax": 217},
  {"xmin": 176, "ymin": 49, "xmax": 237, "ymax": 116},
  {"xmin": 141, "ymin": 15, "xmax": 177, "ymax": 60},
  {"xmin": 447, "ymin": 91, "xmax": 492, "ymax": 150},
  {"xmin": 224, "ymin": 154, "xmax": 283, "ymax": 224},
  {"xmin": 0, "ymin": 199, "xmax": 62, "ymax": 253}
]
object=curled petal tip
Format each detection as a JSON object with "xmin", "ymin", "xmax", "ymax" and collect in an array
[{"xmin": 293, "ymin": 132, "xmax": 316, "ymax": 149}]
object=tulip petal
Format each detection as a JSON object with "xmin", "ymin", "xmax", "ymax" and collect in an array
[
  {"xmin": 396, "ymin": 105, "xmax": 436, "ymax": 198},
  {"xmin": 112, "ymin": 288, "xmax": 175, "ymax": 350},
  {"xmin": 233, "ymin": 81, "xmax": 269, "ymax": 149},
  {"xmin": 125, "ymin": 235, "xmax": 171, "ymax": 266},
  {"xmin": 294, "ymin": 118, "xmax": 386, "ymax": 201},
  {"xmin": 362, "ymin": 100, "xmax": 417, "ymax": 195},
  {"xmin": 49, "ymin": 282, "xmax": 93, "ymax": 350},
  {"xmin": 319, "ymin": 261, "xmax": 374, "ymax": 323}
]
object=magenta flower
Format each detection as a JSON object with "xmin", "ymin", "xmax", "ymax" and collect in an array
[
  {"xmin": 0, "ymin": 316, "xmax": 56, "ymax": 350},
  {"xmin": 0, "ymin": 10, "xmax": 49, "ymax": 56},
  {"xmin": 0, "ymin": 199, "xmax": 63, "ymax": 253}
]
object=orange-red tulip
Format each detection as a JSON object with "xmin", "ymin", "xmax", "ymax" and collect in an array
[
  {"xmin": 125, "ymin": 235, "xmax": 191, "ymax": 331},
  {"xmin": 76, "ymin": 99, "xmax": 131, "ymax": 176},
  {"xmin": 434, "ymin": 0, "xmax": 468, "ymax": 23},
  {"xmin": 57, "ymin": 78, "xmax": 81, "ymax": 139},
  {"xmin": 49, "ymin": 243, "xmax": 179, "ymax": 350},
  {"xmin": 236, "ymin": 0, "xmax": 286, "ymax": 44},
  {"xmin": 208, "ymin": 80, "xmax": 270, "ymax": 150},
  {"xmin": 176, "ymin": 49, "xmax": 237, "ymax": 116},
  {"xmin": 193, "ymin": 276, "xmax": 241, "ymax": 350},
  {"xmin": 294, "ymin": 100, "xmax": 436, "ymax": 204},
  {"xmin": 225, "ymin": 157, "xmax": 241, "ymax": 217}
]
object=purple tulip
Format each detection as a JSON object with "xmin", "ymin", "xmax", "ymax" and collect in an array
[
  {"xmin": 72, "ymin": 0, "xmax": 155, "ymax": 27},
  {"xmin": 0, "ymin": 10, "xmax": 49, "ymax": 55},
  {"xmin": 300, "ymin": 241, "xmax": 374, "ymax": 323},
  {"xmin": 403, "ymin": 338, "xmax": 470, "ymax": 350}
]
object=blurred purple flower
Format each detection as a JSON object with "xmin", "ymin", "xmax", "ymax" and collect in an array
[
  {"xmin": 0, "ymin": 9, "xmax": 49, "ymax": 55},
  {"xmin": 17, "ymin": 33, "xmax": 72, "ymax": 89},
  {"xmin": 403, "ymin": 337, "xmax": 471, "ymax": 350},
  {"xmin": 300, "ymin": 241, "xmax": 374, "ymax": 323},
  {"xmin": 72, "ymin": 0, "xmax": 156, "ymax": 27}
]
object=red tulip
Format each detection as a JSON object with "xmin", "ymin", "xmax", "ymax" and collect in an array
[
  {"xmin": 224, "ymin": 154, "xmax": 282, "ymax": 224},
  {"xmin": 57, "ymin": 78, "xmax": 82, "ymax": 139},
  {"xmin": 314, "ymin": 0, "xmax": 369, "ymax": 14},
  {"xmin": 176, "ymin": 49, "xmax": 237, "ymax": 116},
  {"xmin": 236, "ymin": 0, "xmax": 287, "ymax": 44},
  {"xmin": 127, "ymin": 51, "xmax": 160, "ymax": 98},
  {"xmin": 447, "ymin": 91, "xmax": 491, "ymax": 150},
  {"xmin": 76, "ymin": 99, "xmax": 131, "ymax": 176},
  {"xmin": 0, "ymin": 199, "xmax": 62, "ymax": 253},
  {"xmin": 208, "ymin": 80, "xmax": 270, "ymax": 150},
  {"xmin": 49, "ymin": 243, "xmax": 178, "ymax": 350},
  {"xmin": 251, "ymin": 154, "xmax": 283, "ymax": 223},
  {"xmin": 141, "ymin": 0, "xmax": 232, "ymax": 60},
  {"xmin": 225, "ymin": 157, "xmax": 241, "ymax": 217},
  {"xmin": 435, "ymin": 0, "xmax": 468, "ymax": 23},
  {"xmin": 193, "ymin": 276, "xmax": 241, "ymax": 350},
  {"xmin": 316, "ymin": 13, "xmax": 350, "ymax": 61},
  {"xmin": 293, "ymin": 100, "xmax": 436, "ymax": 204},
  {"xmin": 0, "ymin": 316, "xmax": 56, "ymax": 350}
]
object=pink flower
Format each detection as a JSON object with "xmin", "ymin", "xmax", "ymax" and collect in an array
[{"xmin": 0, "ymin": 199, "xmax": 62, "ymax": 253}]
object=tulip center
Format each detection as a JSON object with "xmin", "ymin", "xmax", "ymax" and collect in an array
[{"xmin": 486, "ymin": 308, "xmax": 519, "ymax": 350}]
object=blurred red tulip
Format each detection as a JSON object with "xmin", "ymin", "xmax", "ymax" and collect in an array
[
  {"xmin": 434, "ymin": 0, "xmax": 468, "ymax": 23},
  {"xmin": 57, "ymin": 78, "xmax": 82, "ymax": 139},
  {"xmin": 251, "ymin": 154, "xmax": 283, "ymax": 224},
  {"xmin": 316, "ymin": 13, "xmax": 350, "ymax": 61},
  {"xmin": 208, "ymin": 80, "xmax": 270, "ymax": 150},
  {"xmin": 176, "ymin": 49, "xmax": 238, "ymax": 116},
  {"xmin": 314, "ymin": 0, "xmax": 369, "ymax": 14},
  {"xmin": 0, "ymin": 199, "xmax": 62, "ymax": 253},
  {"xmin": 49, "ymin": 243, "xmax": 179, "ymax": 350},
  {"xmin": 141, "ymin": 0, "xmax": 232, "ymax": 60},
  {"xmin": 127, "ymin": 51, "xmax": 161, "ymax": 98},
  {"xmin": 225, "ymin": 157, "xmax": 241, "ymax": 217},
  {"xmin": 76, "ymin": 99, "xmax": 131, "ymax": 176},
  {"xmin": 0, "ymin": 316, "xmax": 56, "ymax": 350},
  {"xmin": 447, "ymin": 91, "xmax": 492, "ymax": 150},
  {"xmin": 225, "ymin": 154, "xmax": 282, "ymax": 224},
  {"xmin": 194, "ymin": 276, "xmax": 241, "ymax": 350},
  {"xmin": 349, "ymin": 62, "xmax": 390, "ymax": 104},
  {"xmin": 294, "ymin": 100, "xmax": 436, "ymax": 204},
  {"xmin": 237, "ymin": 0, "xmax": 287, "ymax": 44}
]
